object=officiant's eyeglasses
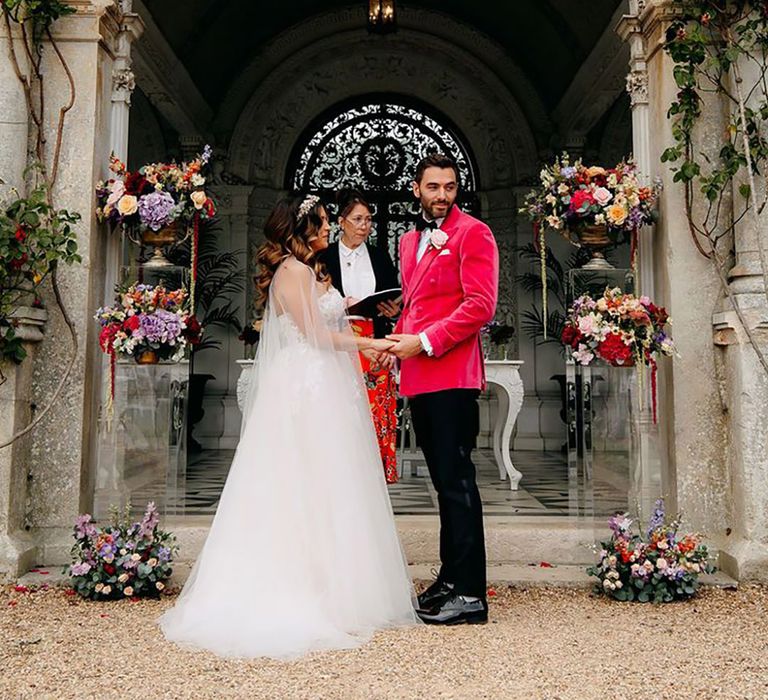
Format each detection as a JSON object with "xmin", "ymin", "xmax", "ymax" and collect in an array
[{"xmin": 345, "ymin": 215, "xmax": 373, "ymax": 228}]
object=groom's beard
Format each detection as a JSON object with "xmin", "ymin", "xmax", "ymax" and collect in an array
[{"xmin": 421, "ymin": 201, "xmax": 454, "ymax": 221}]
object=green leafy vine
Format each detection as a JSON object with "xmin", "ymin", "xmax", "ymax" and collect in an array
[{"xmin": 662, "ymin": 0, "xmax": 768, "ymax": 376}]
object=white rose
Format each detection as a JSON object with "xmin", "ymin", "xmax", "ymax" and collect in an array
[
  {"xmin": 191, "ymin": 173, "xmax": 205, "ymax": 187},
  {"xmin": 118, "ymin": 573, "xmax": 129, "ymax": 583},
  {"xmin": 147, "ymin": 558, "xmax": 158, "ymax": 567},
  {"xmin": 117, "ymin": 194, "xmax": 138, "ymax": 216},
  {"xmin": 190, "ymin": 190, "xmax": 207, "ymax": 210},
  {"xmin": 94, "ymin": 583, "xmax": 104, "ymax": 592},
  {"xmin": 615, "ymin": 581, "xmax": 623, "ymax": 589},
  {"xmin": 156, "ymin": 582, "xmax": 165, "ymax": 591},
  {"xmin": 131, "ymin": 553, "xmax": 141, "ymax": 561},
  {"xmin": 101, "ymin": 585, "xmax": 112, "ymax": 595},
  {"xmin": 123, "ymin": 586, "xmax": 134, "ymax": 596},
  {"xmin": 593, "ymin": 187, "xmax": 613, "ymax": 206},
  {"xmin": 656, "ymin": 558, "xmax": 668, "ymax": 570}
]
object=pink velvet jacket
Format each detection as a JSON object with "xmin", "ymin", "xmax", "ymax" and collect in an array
[{"xmin": 395, "ymin": 206, "xmax": 499, "ymax": 397}]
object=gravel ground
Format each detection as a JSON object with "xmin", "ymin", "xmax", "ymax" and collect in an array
[{"xmin": 1, "ymin": 582, "xmax": 766, "ymax": 700}]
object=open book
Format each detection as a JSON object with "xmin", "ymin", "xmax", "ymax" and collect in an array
[{"xmin": 346, "ymin": 288, "xmax": 402, "ymax": 318}]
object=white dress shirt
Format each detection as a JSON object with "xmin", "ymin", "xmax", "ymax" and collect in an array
[
  {"xmin": 414, "ymin": 215, "xmax": 445, "ymax": 355},
  {"xmin": 339, "ymin": 239, "xmax": 376, "ymax": 301}
]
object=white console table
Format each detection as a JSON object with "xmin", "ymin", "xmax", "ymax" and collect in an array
[
  {"xmin": 485, "ymin": 360, "xmax": 525, "ymax": 490},
  {"xmin": 234, "ymin": 358, "xmax": 525, "ymax": 490}
]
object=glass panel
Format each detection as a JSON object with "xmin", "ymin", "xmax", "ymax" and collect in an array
[{"xmin": 94, "ymin": 361, "xmax": 188, "ymax": 519}]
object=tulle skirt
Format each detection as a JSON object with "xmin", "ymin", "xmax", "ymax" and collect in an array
[{"xmin": 159, "ymin": 342, "xmax": 417, "ymax": 659}]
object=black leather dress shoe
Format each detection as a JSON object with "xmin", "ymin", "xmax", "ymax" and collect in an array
[
  {"xmin": 417, "ymin": 579, "xmax": 454, "ymax": 611},
  {"xmin": 417, "ymin": 592, "xmax": 488, "ymax": 625}
]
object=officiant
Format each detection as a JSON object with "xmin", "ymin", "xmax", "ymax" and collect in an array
[{"xmin": 320, "ymin": 189, "xmax": 401, "ymax": 483}]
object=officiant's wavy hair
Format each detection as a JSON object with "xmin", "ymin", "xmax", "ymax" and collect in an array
[{"xmin": 255, "ymin": 194, "xmax": 329, "ymax": 307}]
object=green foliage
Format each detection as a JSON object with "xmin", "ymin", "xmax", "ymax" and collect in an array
[
  {"xmin": 664, "ymin": 2, "xmax": 768, "ymax": 231},
  {"xmin": 0, "ymin": 182, "xmax": 81, "ymax": 367},
  {"xmin": 1, "ymin": 0, "xmax": 76, "ymax": 40},
  {"xmin": 167, "ymin": 219, "xmax": 245, "ymax": 354},
  {"xmin": 515, "ymin": 243, "xmax": 598, "ymax": 346}
]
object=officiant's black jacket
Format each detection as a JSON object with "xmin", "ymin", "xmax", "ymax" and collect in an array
[{"xmin": 321, "ymin": 241, "xmax": 399, "ymax": 339}]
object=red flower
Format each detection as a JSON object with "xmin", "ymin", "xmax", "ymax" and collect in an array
[
  {"xmin": 123, "ymin": 315, "xmax": 140, "ymax": 332},
  {"xmin": 14, "ymin": 226, "xmax": 26, "ymax": 243},
  {"xmin": 487, "ymin": 588, "xmax": 497, "ymax": 597},
  {"xmin": 569, "ymin": 189, "xmax": 595, "ymax": 214},
  {"xmin": 10, "ymin": 253, "xmax": 28, "ymax": 270},
  {"xmin": 13, "ymin": 585, "xmax": 29, "ymax": 593},
  {"xmin": 124, "ymin": 171, "xmax": 153, "ymax": 196},
  {"xmin": 561, "ymin": 325, "xmax": 582, "ymax": 349},
  {"xmin": 597, "ymin": 332, "xmax": 634, "ymax": 366},
  {"xmin": 183, "ymin": 315, "xmax": 202, "ymax": 345},
  {"xmin": 104, "ymin": 564, "xmax": 116, "ymax": 575},
  {"xmin": 99, "ymin": 323, "xmax": 120, "ymax": 353}
]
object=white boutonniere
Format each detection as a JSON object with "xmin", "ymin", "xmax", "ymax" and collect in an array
[{"xmin": 428, "ymin": 228, "xmax": 449, "ymax": 250}]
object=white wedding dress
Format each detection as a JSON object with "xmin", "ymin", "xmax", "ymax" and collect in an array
[{"xmin": 160, "ymin": 257, "xmax": 417, "ymax": 658}]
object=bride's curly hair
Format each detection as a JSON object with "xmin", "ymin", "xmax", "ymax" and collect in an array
[{"xmin": 255, "ymin": 194, "xmax": 329, "ymax": 307}]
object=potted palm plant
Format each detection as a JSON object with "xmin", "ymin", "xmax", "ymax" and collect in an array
[{"xmin": 167, "ymin": 221, "xmax": 245, "ymax": 451}]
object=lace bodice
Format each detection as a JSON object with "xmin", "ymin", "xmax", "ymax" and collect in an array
[{"xmin": 277, "ymin": 287, "xmax": 346, "ymax": 345}]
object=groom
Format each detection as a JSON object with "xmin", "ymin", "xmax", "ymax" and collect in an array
[{"xmin": 387, "ymin": 153, "xmax": 498, "ymax": 625}]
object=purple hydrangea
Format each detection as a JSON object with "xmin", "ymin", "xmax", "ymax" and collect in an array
[
  {"xmin": 157, "ymin": 546, "xmax": 171, "ymax": 563},
  {"xmin": 139, "ymin": 310, "xmax": 183, "ymax": 344},
  {"xmin": 74, "ymin": 514, "xmax": 97, "ymax": 540},
  {"xmin": 71, "ymin": 561, "xmax": 92, "ymax": 576},
  {"xmin": 561, "ymin": 166, "xmax": 577, "ymax": 179},
  {"xmin": 138, "ymin": 190, "xmax": 176, "ymax": 231}
]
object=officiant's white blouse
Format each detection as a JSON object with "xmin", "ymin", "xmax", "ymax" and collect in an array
[{"xmin": 339, "ymin": 239, "xmax": 376, "ymax": 300}]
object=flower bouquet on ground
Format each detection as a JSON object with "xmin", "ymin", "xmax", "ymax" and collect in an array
[
  {"xmin": 588, "ymin": 501, "xmax": 714, "ymax": 603},
  {"xmin": 95, "ymin": 283, "xmax": 202, "ymax": 365},
  {"xmin": 67, "ymin": 502, "xmax": 177, "ymax": 600},
  {"xmin": 561, "ymin": 286, "xmax": 674, "ymax": 421}
]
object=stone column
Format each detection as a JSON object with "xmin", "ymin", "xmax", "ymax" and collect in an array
[
  {"xmin": 712, "ymin": 54, "xmax": 768, "ymax": 579},
  {"xmin": 16, "ymin": 1, "xmax": 141, "ymax": 566},
  {"xmin": 617, "ymin": 1, "xmax": 730, "ymax": 545},
  {"xmin": 0, "ymin": 15, "xmax": 35, "ymax": 578}
]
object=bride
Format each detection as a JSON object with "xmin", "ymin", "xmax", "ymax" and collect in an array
[{"xmin": 159, "ymin": 194, "xmax": 418, "ymax": 658}]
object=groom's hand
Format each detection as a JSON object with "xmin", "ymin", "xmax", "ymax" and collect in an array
[{"xmin": 385, "ymin": 333, "xmax": 423, "ymax": 360}]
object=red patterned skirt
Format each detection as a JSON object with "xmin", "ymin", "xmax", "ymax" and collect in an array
[{"xmin": 349, "ymin": 318, "xmax": 398, "ymax": 484}]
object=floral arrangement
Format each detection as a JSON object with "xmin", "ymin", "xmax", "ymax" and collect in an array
[
  {"xmin": 562, "ymin": 287, "xmax": 674, "ymax": 422},
  {"xmin": 519, "ymin": 154, "xmax": 659, "ymax": 337},
  {"xmin": 67, "ymin": 503, "xmax": 177, "ymax": 600},
  {"xmin": 588, "ymin": 500, "xmax": 714, "ymax": 603},
  {"xmin": 95, "ymin": 283, "xmax": 201, "ymax": 363},
  {"xmin": 520, "ymin": 153, "xmax": 659, "ymax": 244},
  {"xmin": 562, "ymin": 287, "xmax": 674, "ymax": 368},
  {"xmin": 480, "ymin": 321, "xmax": 515, "ymax": 346},
  {"xmin": 95, "ymin": 147, "xmax": 215, "ymax": 233}
]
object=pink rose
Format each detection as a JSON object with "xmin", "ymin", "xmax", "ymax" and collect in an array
[
  {"xmin": 429, "ymin": 228, "xmax": 448, "ymax": 249},
  {"xmin": 593, "ymin": 187, "xmax": 613, "ymax": 206}
]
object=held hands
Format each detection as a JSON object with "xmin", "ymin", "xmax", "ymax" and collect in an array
[
  {"xmin": 385, "ymin": 333, "xmax": 424, "ymax": 360},
  {"xmin": 362, "ymin": 338, "xmax": 397, "ymax": 370}
]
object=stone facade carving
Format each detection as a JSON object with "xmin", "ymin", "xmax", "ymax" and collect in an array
[{"xmin": 626, "ymin": 70, "xmax": 649, "ymax": 106}]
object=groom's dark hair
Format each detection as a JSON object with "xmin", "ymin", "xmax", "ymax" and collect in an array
[{"xmin": 414, "ymin": 152, "xmax": 460, "ymax": 186}]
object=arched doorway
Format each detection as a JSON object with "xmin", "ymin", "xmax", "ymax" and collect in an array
[{"xmin": 287, "ymin": 95, "xmax": 479, "ymax": 266}]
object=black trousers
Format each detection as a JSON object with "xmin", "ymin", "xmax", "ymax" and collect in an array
[{"xmin": 409, "ymin": 388, "xmax": 486, "ymax": 598}]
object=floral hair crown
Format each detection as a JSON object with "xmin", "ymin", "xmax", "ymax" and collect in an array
[{"xmin": 296, "ymin": 194, "xmax": 320, "ymax": 221}]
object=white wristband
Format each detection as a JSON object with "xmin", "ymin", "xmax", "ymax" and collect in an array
[{"xmin": 419, "ymin": 331, "xmax": 434, "ymax": 357}]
